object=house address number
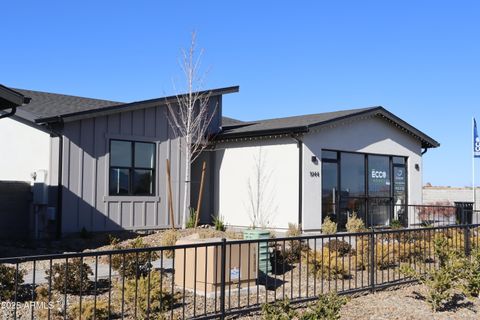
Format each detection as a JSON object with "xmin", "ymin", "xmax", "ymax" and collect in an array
[{"xmin": 310, "ymin": 171, "xmax": 320, "ymax": 178}]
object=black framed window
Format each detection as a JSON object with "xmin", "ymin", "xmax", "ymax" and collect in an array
[
  {"xmin": 109, "ymin": 140, "xmax": 156, "ymax": 196},
  {"xmin": 322, "ymin": 149, "xmax": 408, "ymax": 228}
]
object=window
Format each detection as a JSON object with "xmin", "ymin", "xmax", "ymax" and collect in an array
[
  {"xmin": 109, "ymin": 140, "xmax": 156, "ymax": 196},
  {"xmin": 322, "ymin": 149, "xmax": 408, "ymax": 228},
  {"xmin": 340, "ymin": 153, "xmax": 365, "ymax": 197}
]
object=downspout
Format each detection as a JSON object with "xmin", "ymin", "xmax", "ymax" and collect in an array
[
  {"xmin": 421, "ymin": 148, "xmax": 428, "ymax": 155},
  {"xmin": 0, "ymin": 106, "xmax": 16, "ymax": 119}
]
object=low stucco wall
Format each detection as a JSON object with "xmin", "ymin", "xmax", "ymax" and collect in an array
[{"xmin": 423, "ymin": 186, "xmax": 480, "ymax": 208}]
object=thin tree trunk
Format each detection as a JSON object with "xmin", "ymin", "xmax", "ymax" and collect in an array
[
  {"xmin": 181, "ymin": 148, "xmax": 191, "ymax": 229},
  {"xmin": 195, "ymin": 161, "xmax": 207, "ymax": 228},
  {"xmin": 166, "ymin": 159, "xmax": 175, "ymax": 230}
]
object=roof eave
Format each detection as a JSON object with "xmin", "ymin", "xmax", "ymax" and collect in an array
[
  {"xmin": 216, "ymin": 126, "xmax": 308, "ymax": 141},
  {"xmin": 0, "ymin": 85, "xmax": 30, "ymax": 110}
]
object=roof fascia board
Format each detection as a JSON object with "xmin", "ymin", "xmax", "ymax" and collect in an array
[
  {"xmin": 216, "ymin": 126, "xmax": 309, "ymax": 140},
  {"xmin": 307, "ymin": 106, "xmax": 440, "ymax": 148},
  {"xmin": 0, "ymin": 85, "xmax": 28, "ymax": 109},
  {"xmin": 36, "ymin": 86, "xmax": 239, "ymax": 124}
]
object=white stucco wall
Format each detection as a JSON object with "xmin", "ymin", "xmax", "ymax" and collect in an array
[
  {"xmin": 301, "ymin": 115, "xmax": 424, "ymax": 231},
  {"xmin": 0, "ymin": 118, "xmax": 50, "ymax": 182},
  {"xmin": 214, "ymin": 138, "xmax": 299, "ymax": 230}
]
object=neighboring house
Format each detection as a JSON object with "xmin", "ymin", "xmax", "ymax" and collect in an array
[
  {"xmin": 1, "ymin": 84, "xmax": 439, "ymax": 237},
  {"xmin": 213, "ymin": 108, "xmax": 439, "ymax": 231}
]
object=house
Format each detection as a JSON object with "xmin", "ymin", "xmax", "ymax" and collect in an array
[
  {"xmin": 213, "ymin": 107, "xmax": 439, "ymax": 231},
  {"xmin": 0, "ymin": 84, "xmax": 439, "ymax": 237},
  {"xmin": 0, "ymin": 85, "xmax": 238, "ymax": 238}
]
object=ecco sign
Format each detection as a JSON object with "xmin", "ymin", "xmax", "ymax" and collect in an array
[{"xmin": 371, "ymin": 170, "xmax": 387, "ymax": 179}]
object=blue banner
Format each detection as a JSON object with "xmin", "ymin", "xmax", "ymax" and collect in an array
[{"xmin": 475, "ymin": 118, "xmax": 480, "ymax": 158}]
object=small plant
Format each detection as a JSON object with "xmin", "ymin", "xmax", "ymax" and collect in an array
[
  {"xmin": 261, "ymin": 297, "xmax": 297, "ymax": 320},
  {"xmin": 460, "ymin": 249, "xmax": 480, "ymax": 298},
  {"xmin": 0, "ymin": 264, "xmax": 25, "ymax": 301},
  {"xmin": 322, "ymin": 217, "xmax": 337, "ymax": 235},
  {"xmin": 186, "ymin": 208, "xmax": 197, "ymax": 229},
  {"xmin": 110, "ymin": 237, "xmax": 158, "ymax": 279},
  {"xmin": 108, "ymin": 234, "xmax": 120, "ymax": 246},
  {"xmin": 345, "ymin": 213, "xmax": 366, "ymax": 233},
  {"xmin": 80, "ymin": 226, "xmax": 90, "ymax": 239},
  {"xmin": 301, "ymin": 292, "xmax": 348, "ymax": 320},
  {"xmin": 287, "ymin": 223, "xmax": 301, "ymax": 237},
  {"xmin": 212, "ymin": 215, "xmax": 226, "ymax": 231},
  {"xmin": 390, "ymin": 219, "xmax": 403, "ymax": 229},
  {"xmin": 325, "ymin": 239, "xmax": 352, "ymax": 257},
  {"xmin": 304, "ymin": 248, "xmax": 351, "ymax": 280},
  {"xmin": 400, "ymin": 234, "xmax": 464, "ymax": 312},
  {"xmin": 46, "ymin": 258, "xmax": 92, "ymax": 294},
  {"xmin": 160, "ymin": 229, "xmax": 180, "ymax": 258},
  {"xmin": 123, "ymin": 272, "xmax": 179, "ymax": 320},
  {"xmin": 69, "ymin": 299, "xmax": 111, "ymax": 320}
]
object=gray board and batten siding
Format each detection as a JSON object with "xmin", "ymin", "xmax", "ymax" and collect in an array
[{"xmin": 54, "ymin": 96, "xmax": 222, "ymax": 234}]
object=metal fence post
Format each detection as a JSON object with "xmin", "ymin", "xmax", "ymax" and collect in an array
[
  {"xmin": 465, "ymin": 225, "xmax": 471, "ymax": 256},
  {"xmin": 220, "ymin": 238, "xmax": 227, "ymax": 319},
  {"xmin": 370, "ymin": 228, "xmax": 376, "ymax": 293}
]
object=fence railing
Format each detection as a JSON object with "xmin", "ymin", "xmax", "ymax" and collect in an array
[
  {"xmin": 324, "ymin": 203, "xmax": 480, "ymax": 229},
  {"xmin": 1, "ymin": 221, "xmax": 480, "ymax": 318}
]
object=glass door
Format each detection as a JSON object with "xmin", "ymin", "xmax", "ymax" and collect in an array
[
  {"xmin": 367, "ymin": 155, "xmax": 392, "ymax": 226},
  {"xmin": 393, "ymin": 159, "xmax": 407, "ymax": 225}
]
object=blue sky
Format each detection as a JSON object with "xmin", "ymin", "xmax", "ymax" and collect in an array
[{"xmin": 2, "ymin": 1, "xmax": 480, "ymax": 187}]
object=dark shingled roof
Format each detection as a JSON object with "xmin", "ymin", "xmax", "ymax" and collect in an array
[
  {"xmin": 10, "ymin": 86, "xmax": 239, "ymax": 123},
  {"xmin": 221, "ymin": 116, "xmax": 244, "ymax": 126},
  {"xmin": 218, "ymin": 106, "xmax": 440, "ymax": 149},
  {"xmin": 13, "ymin": 88, "xmax": 122, "ymax": 119}
]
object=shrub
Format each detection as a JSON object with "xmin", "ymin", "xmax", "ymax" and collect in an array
[
  {"xmin": 123, "ymin": 272, "xmax": 179, "ymax": 320},
  {"xmin": 186, "ymin": 208, "xmax": 197, "ymax": 229},
  {"xmin": 460, "ymin": 249, "xmax": 480, "ymax": 298},
  {"xmin": 325, "ymin": 240, "xmax": 352, "ymax": 257},
  {"xmin": 69, "ymin": 299, "xmax": 111, "ymax": 320},
  {"xmin": 390, "ymin": 219, "xmax": 403, "ymax": 229},
  {"xmin": 0, "ymin": 264, "xmax": 25, "ymax": 301},
  {"xmin": 418, "ymin": 202, "xmax": 456, "ymax": 223},
  {"xmin": 35, "ymin": 285, "xmax": 63, "ymax": 320},
  {"xmin": 322, "ymin": 217, "xmax": 337, "ymax": 235},
  {"xmin": 400, "ymin": 234, "xmax": 464, "ymax": 311},
  {"xmin": 346, "ymin": 213, "xmax": 366, "ymax": 233},
  {"xmin": 212, "ymin": 215, "xmax": 226, "ymax": 231},
  {"xmin": 301, "ymin": 292, "xmax": 348, "ymax": 320},
  {"xmin": 160, "ymin": 229, "xmax": 180, "ymax": 258},
  {"xmin": 304, "ymin": 248, "xmax": 351, "ymax": 280},
  {"xmin": 261, "ymin": 297, "xmax": 297, "ymax": 320},
  {"xmin": 111, "ymin": 237, "xmax": 158, "ymax": 279},
  {"xmin": 46, "ymin": 258, "xmax": 92, "ymax": 294},
  {"xmin": 287, "ymin": 223, "xmax": 301, "ymax": 237}
]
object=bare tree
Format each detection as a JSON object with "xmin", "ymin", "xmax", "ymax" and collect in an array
[
  {"xmin": 246, "ymin": 147, "xmax": 277, "ymax": 228},
  {"xmin": 167, "ymin": 32, "xmax": 217, "ymax": 229}
]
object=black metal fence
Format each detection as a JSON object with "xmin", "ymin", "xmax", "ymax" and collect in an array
[{"xmin": 1, "ymin": 208, "xmax": 479, "ymax": 319}]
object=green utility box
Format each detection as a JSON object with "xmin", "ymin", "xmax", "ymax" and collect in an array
[{"xmin": 243, "ymin": 229, "xmax": 271, "ymax": 274}]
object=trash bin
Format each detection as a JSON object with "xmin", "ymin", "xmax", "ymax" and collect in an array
[
  {"xmin": 454, "ymin": 202, "xmax": 473, "ymax": 224},
  {"xmin": 174, "ymin": 236, "xmax": 257, "ymax": 295}
]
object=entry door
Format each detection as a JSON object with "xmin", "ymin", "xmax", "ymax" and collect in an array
[
  {"xmin": 367, "ymin": 155, "xmax": 392, "ymax": 226},
  {"xmin": 393, "ymin": 164, "xmax": 407, "ymax": 224}
]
